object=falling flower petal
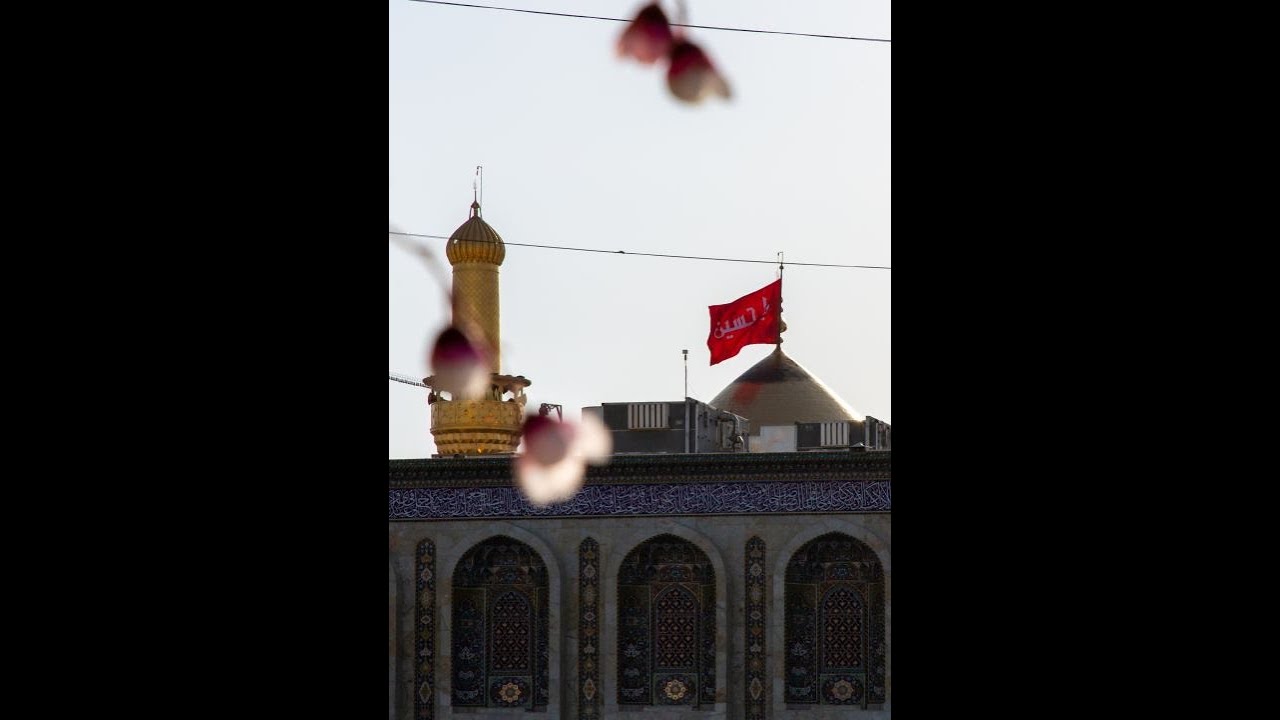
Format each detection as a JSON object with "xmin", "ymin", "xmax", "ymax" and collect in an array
[
  {"xmin": 667, "ymin": 40, "xmax": 731, "ymax": 103},
  {"xmin": 515, "ymin": 453, "xmax": 584, "ymax": 506},
  {"xmin": 514, "ymin": 413, "xmax": 614, "ymax": 506},
  {"xmin": 617, "ymin": 3, "xmax": 674, "ymax": 65},
  {"xmin": 522, "ymin": 414, "xmax": 571, "ymax": 466},
  {"xmin": 428, "ymin": 326, "xmax": 490, "ymax": 401}
]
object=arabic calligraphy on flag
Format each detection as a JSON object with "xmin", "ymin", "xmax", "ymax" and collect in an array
[{"xmin": 707, "ymin": 279, "xmax": 782, "ymax": 365}]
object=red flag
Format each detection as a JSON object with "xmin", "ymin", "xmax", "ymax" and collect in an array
[{"xmin": 707, "ymin": 279, "xmax": 782, "ymax": 365}]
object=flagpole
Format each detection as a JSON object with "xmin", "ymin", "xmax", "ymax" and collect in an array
[{"xmin": 777, "ymin": 252, "xmax": 785, "ymax": 345}]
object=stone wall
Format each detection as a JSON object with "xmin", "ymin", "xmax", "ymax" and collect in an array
[{"xmin": 390, "ymin": 513, "xmax": 890, "ymax": 719}]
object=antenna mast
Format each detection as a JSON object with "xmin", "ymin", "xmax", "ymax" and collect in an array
[{"xmin": 682, "ymin": 348, "xmax": 689, "ymax": 399}]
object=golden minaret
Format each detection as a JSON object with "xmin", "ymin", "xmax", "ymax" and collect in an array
[{"xmin": 426, "ymin": 200, "xmax": 530, "ymax": 455}]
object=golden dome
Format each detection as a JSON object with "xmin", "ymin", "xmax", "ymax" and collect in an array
[
  {"xmin": 709, "ymin": 346, "xmax": 863, "ymax": 432},
  {"xmin": 446, "ymin": 201, "xmax": 506, "ymax": 265}
]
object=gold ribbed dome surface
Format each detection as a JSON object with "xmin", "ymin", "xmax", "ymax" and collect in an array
[
  {"xmin": 709, "ymin": 346, "xmax": 862, "ymax": 432},
  {"xmin": 446, "ymin": 201, "xmax": 505, "ymax": 265}
]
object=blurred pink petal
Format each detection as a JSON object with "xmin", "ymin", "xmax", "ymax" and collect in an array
[
  {"xmin": 522, "ymin": 414, "xmax": 572, "ymax": 466},
  {"xmin": 515, "ymin": 453, "xmax": 584, "ymax": 506},
  {"xmin": 667, "ymin": 40, "xmax": 731, "ymax": 103},
  {"xmin": 514, "ymin": 414, "xmax": 614, "ymax": 506},
  {"xmin": 617, "ymin": 3, "xmax": 674, "ymax": 64},
  {"xmin": 428, "ymin": 326, "xmax": 490, "ymax": 400}
]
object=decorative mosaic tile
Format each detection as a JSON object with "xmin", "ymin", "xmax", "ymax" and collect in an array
[
  {"xmin": 578, "ymin": 538, "xmax": 600, "ymax": 720},
  {"xmin": 745, "ymin": 536, "xmax": 766, "ymax": 720},
  {"xmin": 414, "ymin": 538, "xmax": 436, "ymax": 720}
]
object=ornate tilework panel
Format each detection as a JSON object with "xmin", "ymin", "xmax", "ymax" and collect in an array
[
  {"xmin": 451, "ymin": 593, "xmax": 485, "ymax": 706},
  {"xmin": 785, "ymin": 533, "xmax": 885, "ymax": 708},
  {"xmin": 488, "ymin": 676, "xmax": 530, "ymax": 707},
  {"xmin": 784, "ymin": 583, "xmax": 818, "ymax": 704},
  {"xmin": 820, "ymin": 586, "xmax": 864, "ymax": 670},
  {"xmin": 453, "ymin": 537, "xmax": 547, "ymax": 586},
  {"xmin": 699, "ymin": 583, "xmax": 715, "ymax": 706},
  {"xmin": 653, "ymin": 586, "xmax": 698, "ymax": 670},
  {"xmin": 452, "ymin": 536, "xmax": 548, "ymax": 710},
  {"xmin": 617, "ymin": 535, "xmax": 715, "ymax": 708},
  {"xmin": 536, "ymin": 584, "xmax": 549, "ymax": 707},
  {"xmin": 618, "ymin": 536, "xmax": 715, "ymax": 585},
  {"xmin": 389, "ymin": 480, "xmax": 891, "ymax": 519},
  {"xmin": 490, "ymin": 591, "xmax": 532, "ymax": 671},
  {"xmin": 822, "ymin": 675, "xmax": 864, "ymax": 705},
  {"xmin": 578, "ymin": 538, "xmax": 600, "ymax": 720},
  {"xmin": 617, "ymin": 584, "xmax": 651, "ymax": 705},
  {"xmin": 785, "ymin": 534, "xmax": 884, "ymax": 584},
  {"xmin": 655, "ymin": 673, "xmax": 697, "ymax": 706},
  {"xmin": 867, "ymin": 578, "xmax": 886, "ymax": 705},
  {"xmin": 744, "ymin": 536, "xmax": 766, "ymax": 720},
  {"xmin": 414, "ymin": 538, "xmax": 436, "ymax": 720}
]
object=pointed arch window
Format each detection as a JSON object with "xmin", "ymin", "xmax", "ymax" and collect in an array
[
  {"xmin": 784, "ymin": 533, "xmax": 886, "ymax": 707},
  {"xmin": 451, "ymin": 536, "xmax": 549, "ymax": 710},
  {"xmin": 617, "ymin": 534, "xmax": 716, "ymax": 708}
]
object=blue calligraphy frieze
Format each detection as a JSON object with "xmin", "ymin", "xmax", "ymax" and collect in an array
[{"xmin": 389, "ymin": 481, "xmax": 891, "ymax": 520}]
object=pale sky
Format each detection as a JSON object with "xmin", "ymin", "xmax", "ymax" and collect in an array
[{"xmin": 390, "ymin": 0, "xmax": 890, "ymax": 458}]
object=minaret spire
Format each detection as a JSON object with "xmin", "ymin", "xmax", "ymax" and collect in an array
[{"xmin": 427, "ymin": 190, "xmax": 530, "ymax": 456}]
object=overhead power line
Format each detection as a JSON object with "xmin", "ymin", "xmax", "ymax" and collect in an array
[
  {"xmin": 388, "ymin": 230, "xmax": 890, "ymax": 270},
  {"xmin": 408, "ymin": 0, "xmax": 892, "ymax": 43}
]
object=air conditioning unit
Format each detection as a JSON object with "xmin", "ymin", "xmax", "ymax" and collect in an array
[
  {"xmin": 796, "ymin": 421, "xmax": 855, "ymax": 451},
  {"xmin": 627, "ymin": 403, "xmax": 669, "ymax": 429}
]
